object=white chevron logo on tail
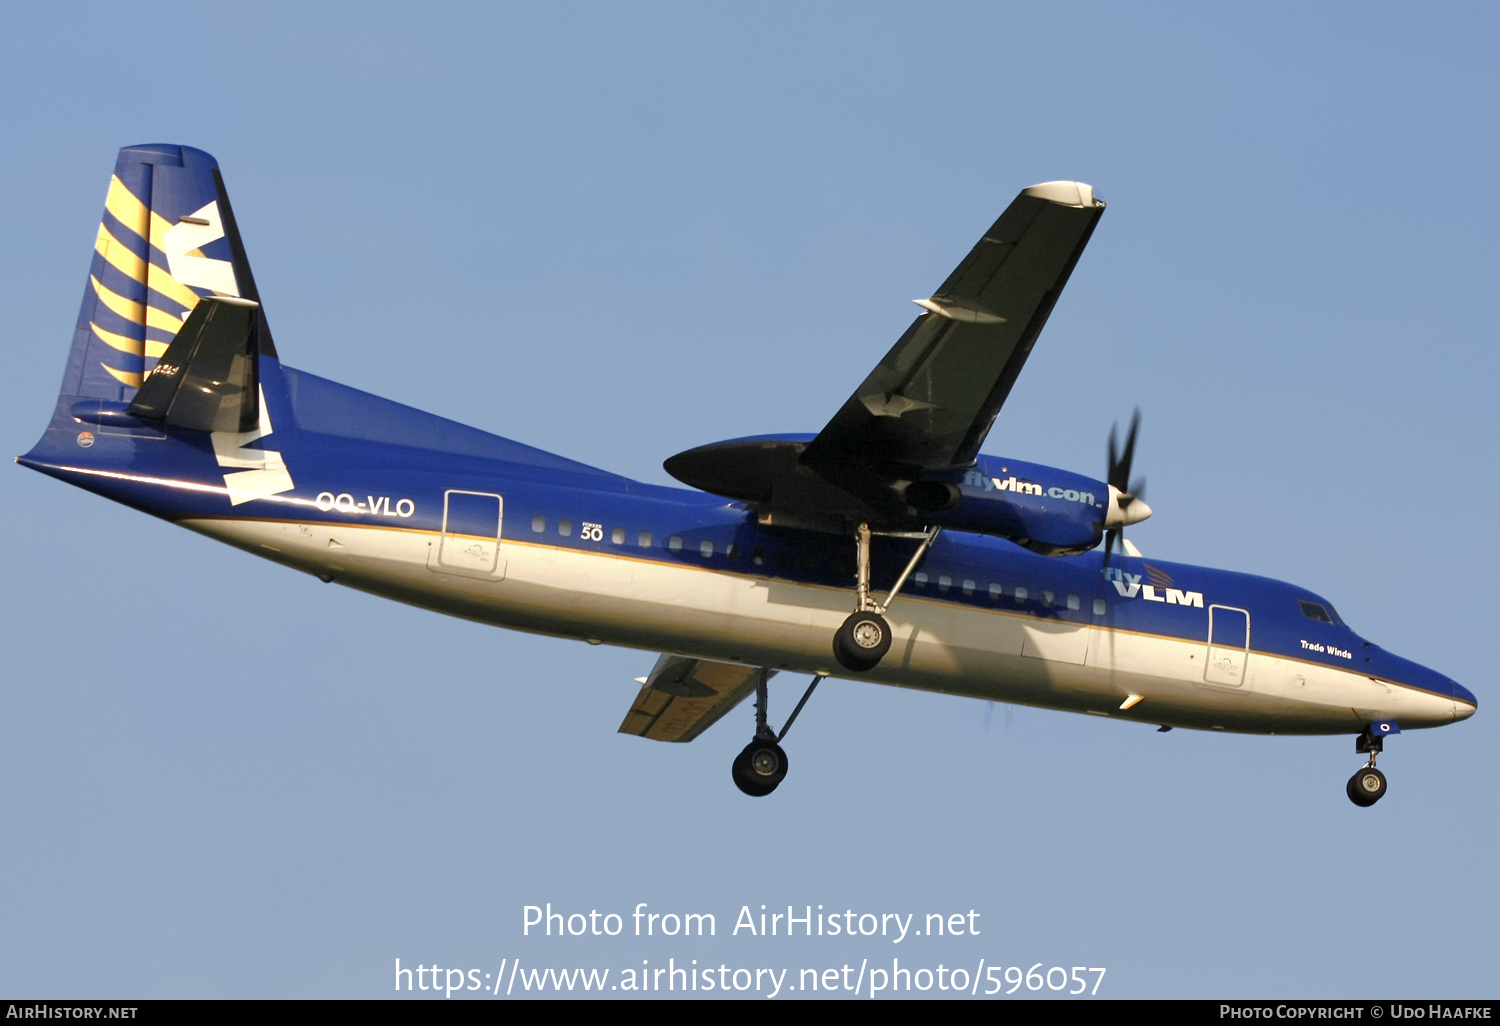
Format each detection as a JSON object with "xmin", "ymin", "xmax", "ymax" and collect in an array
[
  {"xmin": 162, "ymin": 201, "xmax": 240, "ymax": 297},
  {"xmin": 211, "ymin": 386, "xmax": 293, "ymax": 506}
]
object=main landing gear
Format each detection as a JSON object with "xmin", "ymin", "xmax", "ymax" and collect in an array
[
  {"xmin": 732, "ymin": 669, "xmax": 825, "ymax": 797},
  {"xmin": 833, "ymin": 523, "xmax": 940, "ymax": 673},
  {"xmin": 1346, "ymin": 723, "xmax": 1397, "ymax": 807}
]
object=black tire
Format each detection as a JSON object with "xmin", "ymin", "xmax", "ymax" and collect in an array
[
  {"xmin": 834, "ymin": 611, "xmax": 892, "ymax": 672},
  {"xmin": 731, "ymin": 740, "xmax": 788, "ymax": 797},
  {"xmin": 1347, "ymin": 767, "xmax": 1387, "ymax": 807}
]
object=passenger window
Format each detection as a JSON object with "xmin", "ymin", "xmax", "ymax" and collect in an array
[
  {"xmin": 559, "ymin": 519, "xmax": 573, "ymax": 538},
  {"xmin": 1042, "ymin": 590, "xmax": 1054, "ymax": 607},
  {"xmin": 638, "ymin": 530, "xmax": 652, "ymax": 548},
  {"xmin": 1093, "ymin": 598, "xmax": 1107, "ymax": 616},
  {"xmin": 777, "ymin": 551, "xmax": 792, "ymax": 569},
  {"xmin": 611, "ymin": 527, "xmax": 625, "ymax": 545},
  {"xmin": 1014, "ymin": 586, "xmax": 1028, "ymax": 603},
  {"xmin": 726, "ymin": 543, "xmax": 740, "ymax": 561},
  {"xmin": 962, "ymin": 579, "xmax": 975, "ymax": 596},
  {"xmin": 668, "ymin": 535, "xmax": 682, "ymax": 552},
  {"xmin": 752, "ymin": 548, "xmax": 765, "ymax": 566},
  {"xmin": 532, "ymin": 514, "xmax": 545, "ymax": 533},
  {"xmin": 938, "ymin": 575, "xmax": 952, "ymax": 592},
  {"xmin": 699, "ymin": 540, "xmax": 714, "ymax": 557},
  {"xmin": 1067, "ymin": 595, "xmax": 1081, "ymax": 611},
  {"xmin": 989, "ymin": 583, "xmax": 1002, "ymax": 600},
  {"xmin": 914, "ymin": 572, "xmax": 928, "ymax": 587}
]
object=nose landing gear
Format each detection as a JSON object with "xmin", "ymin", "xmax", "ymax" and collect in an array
[
  {"xmin": 1347, "ymin": 765, "xmax": 1387, "ymax": 806},
  {"xmin": 1346, "ymin": 722, "xmax": 1398, "ymax": 807}
]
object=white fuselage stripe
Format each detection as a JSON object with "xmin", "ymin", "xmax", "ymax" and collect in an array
[{"xmin": 182, "ymin": 518, "xmax": 1459, "ymax": 734}]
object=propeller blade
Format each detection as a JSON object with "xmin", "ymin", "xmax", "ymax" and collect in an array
[
  {"xmin": 1110, "ymin": 408, "xmax": 1141, "ymax": 492},
  {"xmin": 1103, "ymin": 410, "xmax": 1147, "ymax": 564}
]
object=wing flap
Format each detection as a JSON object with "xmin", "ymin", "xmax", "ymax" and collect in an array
[{"xmin": 617, "ymin": 655, "xmax": 770, "ymax": 743}]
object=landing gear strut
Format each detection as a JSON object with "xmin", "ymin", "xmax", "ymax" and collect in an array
[
  {"xmin": 732, "ymin": 669, "xmax": 824, "ymax": 797},
  {"xmin": 833, "ymin": 523, "xmax": 939, "ymax": 673},
  {"xmin": 1346, "ymin": 725, "xmax": 1393, "ymax": 807}
]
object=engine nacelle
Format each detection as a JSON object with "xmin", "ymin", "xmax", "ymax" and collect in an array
[
  {"xmin": 909, "ymin": 456, "xmax": 1110, "ymax": 555},
  {"xmin": 664, "ymin": 435, "xmax": 1132, "ymax": 556}
]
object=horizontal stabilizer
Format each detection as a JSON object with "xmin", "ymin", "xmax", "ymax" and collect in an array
[
  {"xmin": 127, "ymin": 296, "xmax": 261, "ymax": 432},
  {"xmin": 618, "ymin": 655, "xmax": 772, "ymax": 743}
]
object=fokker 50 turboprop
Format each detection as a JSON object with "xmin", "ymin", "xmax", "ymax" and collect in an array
[{"xmin": 19, "ymin": 145, "xmax": 1476, "ymax": 804}]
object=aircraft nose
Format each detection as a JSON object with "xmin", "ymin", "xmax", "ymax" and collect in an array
[{"xmin": 1453, "ymin": 680, "xmax": 1477, "ymax": 722}]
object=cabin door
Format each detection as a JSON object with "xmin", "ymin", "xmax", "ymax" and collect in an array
[
  {"xmin": 1204, "ymin": 604, "xmax": 1250, "ymax": 687},
  {"xmin": 428, "ymin": 489, "xmax": 506, "ymax": 580}
]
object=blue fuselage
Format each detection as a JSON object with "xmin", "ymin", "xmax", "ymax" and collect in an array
[{"xmin": 21, "ymin": 357, "xmax": 1477, "ymax": 736}]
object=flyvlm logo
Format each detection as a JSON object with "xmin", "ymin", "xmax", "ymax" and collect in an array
[
  {"xmin": 964, "ymin": 469, "xmax": 1042, "ymax": 496},
  {"xmin": 1103, "ymin": 564, "xmax": 1204, "ymax": 607},
  {"xmin": 963, "ymin": 470, "xmax": 1103, "ymax": 508}
]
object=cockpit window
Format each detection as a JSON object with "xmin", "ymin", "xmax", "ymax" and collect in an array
[{"xmin": 1298, "ymin": 599, "xmax": 1340, "ymax": 624}]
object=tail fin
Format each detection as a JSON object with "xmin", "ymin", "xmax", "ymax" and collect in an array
[{"xmin": 59, "ymin": 144, "xmax": 274, "ymax": 403}]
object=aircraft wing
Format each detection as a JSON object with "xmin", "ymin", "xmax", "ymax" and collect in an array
[
  {"xmin": 617, "ymin": 655, "xmax": 772, "ymax": 743},
  {"xmin": 801, "ymin": 182, "xmax": 1105, "ymax": 486}
]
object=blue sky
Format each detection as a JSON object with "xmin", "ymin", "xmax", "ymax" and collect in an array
[{"xmin": 2, "ymin": 2, "xmax": 1496, "ymax": 999}]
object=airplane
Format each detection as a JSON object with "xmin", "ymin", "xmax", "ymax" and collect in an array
[{"xmin": 18, "ymin": 144, "xmax": 1476, "ymax": 805}]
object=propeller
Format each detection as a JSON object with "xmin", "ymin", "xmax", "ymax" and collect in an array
[
  {"xmin": 1103, "ymin": 408, "xmax": 1152, "ymax": 563},
  {"xmin": 1100, "ymin": 410, "xmax": 1151, "ymax": 715}
]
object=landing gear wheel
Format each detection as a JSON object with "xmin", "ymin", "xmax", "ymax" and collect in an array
[
  {"xmin": 732, "ymin": 740, "xmax": 788, "ymax": 797},
  {"xmin": 834, "ymin": 611, "xmax": 891, "ymax": 672},
  {"xmin": 1347, "ymin": 766, "xmax": 1387, "ymax": 807}
]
